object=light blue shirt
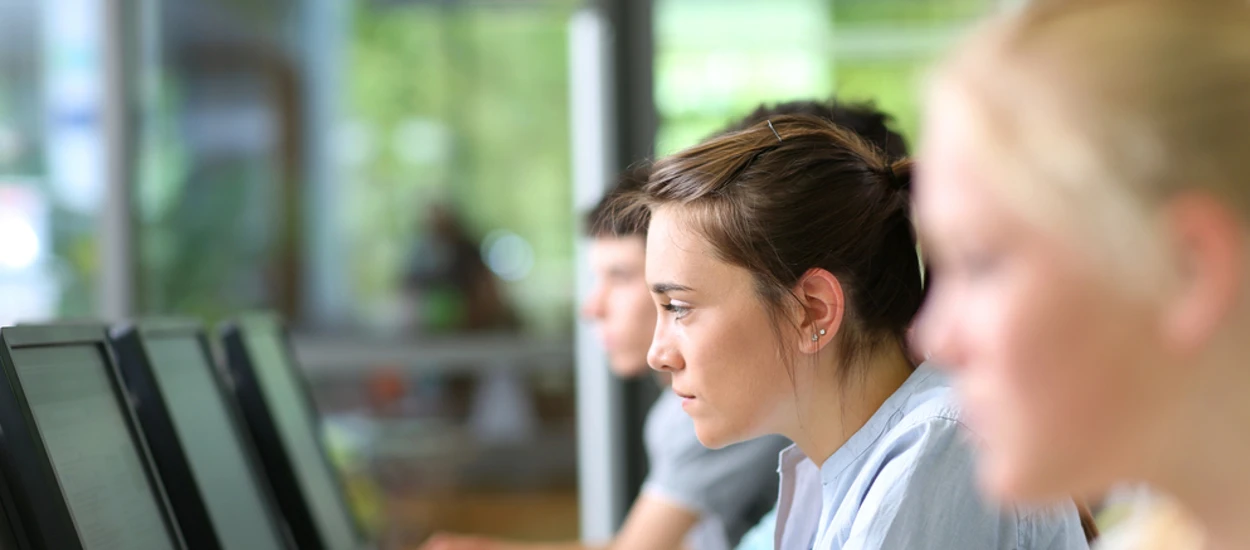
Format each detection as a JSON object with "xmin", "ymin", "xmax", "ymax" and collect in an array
[{"xmin": 774, "ymin": 365, "xmax": 1090, "ymax": 550}]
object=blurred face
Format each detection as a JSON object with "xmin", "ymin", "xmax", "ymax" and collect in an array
[
  {"xmin": 581, "ymin": 236, "xmax": 656, "ymax": 378},
  {"xmin": 645, "ymin": 207, "xmax": 793, "ymax": 448},
  {"xmin": 915, "ymin": 87, "xmax": 1173, "ymax": 501}
]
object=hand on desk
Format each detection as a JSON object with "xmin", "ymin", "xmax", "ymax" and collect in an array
[
  {"xmin": 418, "ymin": 493, "xmax": 698, "ymax": 550},
  {"xmin": 421, "ymin": 534, "xmax": 509, "ymax": 550},
  {"xmin": 421, "ymin": 534, "xmax": 591, "ymax": 550}
]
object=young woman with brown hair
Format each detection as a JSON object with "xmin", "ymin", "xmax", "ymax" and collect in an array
[{"xmin": 630, "ymin": 114, "xmax": 1089, "ymax": 549}]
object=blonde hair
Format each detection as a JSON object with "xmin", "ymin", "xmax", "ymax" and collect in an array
[{"xmin": 930, "ymin": 0, "xmax": 1250, "ymax": 293}]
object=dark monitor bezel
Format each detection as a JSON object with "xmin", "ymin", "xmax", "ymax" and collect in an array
[
  {"xmin": 219, "ymin": 314, "xmax": 365, "ymax": 550},
  {"xmin": 0, "ymin": 324, "xmax": 187, "ymax": 550},
  {"xmin": 0, "ymin": 441, "xmax": 29, "ymax": 550},
  {"xmin": 110, "ymin": 318, "xmax": 296, "ymax": 550}
]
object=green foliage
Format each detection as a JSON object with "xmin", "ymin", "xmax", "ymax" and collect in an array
[
  {"xmin": 831, "ymin": 0, "xmax": 992, "ymax": 25},
  {"xmin": 346, "ymin": 2, "xmax": 579, "ymax": 334},
  {"xmin": 133, "ymin": 76, "xmax": 281, "ymax": 323},
  {"xmin": 655, "ymin": 0, "xmax": 993, "ymax": 153},
  {"xmin": 831, "ymin": 59, "xmax": 928, "ymax": 146}
]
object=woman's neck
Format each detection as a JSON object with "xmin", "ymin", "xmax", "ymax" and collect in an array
[
  {"xmin": 784, "ymin": 346, "xmax": 916, "ymax": 466},
  {"xmin": 1159, "ymin": 430, "xmax": 1250, "ymax": 550},
  {"xmin": 1149, "ymin": 352, "xmax": 1250, "ymax": 550}
]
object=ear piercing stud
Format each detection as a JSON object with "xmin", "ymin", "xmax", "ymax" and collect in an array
[{"xmin": 811, "ymin": 328, "xmax": 827, "ymax": 341}]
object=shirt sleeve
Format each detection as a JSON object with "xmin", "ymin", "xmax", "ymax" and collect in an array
[
  {"xmin": 733, "ymin": 507, "xmax": 778, "ymax": 550},
  {"xmin": 842, "ymin": 417, "xmax": 1021, "ymax": 550},
  {"xmin": 641, "ymin": 396, "xmax": 786, "ymax": 545}
]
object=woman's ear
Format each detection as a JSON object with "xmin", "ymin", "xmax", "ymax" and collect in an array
[
  {"xmin": 795, "ymin": 268, "xmax": 845, "ymax": 354},
  {"xmin": 1160, "ymin": 192, "xmax": 1246, "ymax": 356}
]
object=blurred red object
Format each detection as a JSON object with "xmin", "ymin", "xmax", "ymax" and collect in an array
[{"xmin": 367, "ymin": 365, "xmax": 407, "ymax": 415}]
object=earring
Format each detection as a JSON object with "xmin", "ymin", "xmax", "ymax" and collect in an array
[{"xmin": 812, "ymin": 329, "xmax": 827, "ymax": 341}]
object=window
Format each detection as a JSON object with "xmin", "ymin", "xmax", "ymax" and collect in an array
[
  {"xmin": 655, "ymin": 0, "xmax": 998, "ymax": 153},
  {"xmin": 343, "ymin": 0, "xmax": 580, "ymax": 336},
  {"xmin": 0, "ymin": 0, "xmax": 107, "ymax": 324}
]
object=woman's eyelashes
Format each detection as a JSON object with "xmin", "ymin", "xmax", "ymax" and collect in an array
[{"xmin": 661, "ymin": 301, "xmax": 692, "ymax": 320}]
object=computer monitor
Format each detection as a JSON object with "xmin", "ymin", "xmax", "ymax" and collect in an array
[
  {"xmin": 0, "ymin": 471, "xmax": 24, "ymax": 549},
  {"xmin": 110, "ymin": 320, "xmax": 294, "ymax": 550},
  {"xmin": 220, "ymin": 315, "xmax": 363, "ymax": 550},
  {"xmin": 0, "ymin": 325, "xmax": 185, "ymax": 550}
]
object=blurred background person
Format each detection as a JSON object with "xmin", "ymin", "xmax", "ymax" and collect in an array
[
  {"xmin": 916, "ymin": 0, "xmax": 1250, "ymax": 548},
  {"xmin": 403, "ymin": 203, "xmax": 519, "ymax": 333}
]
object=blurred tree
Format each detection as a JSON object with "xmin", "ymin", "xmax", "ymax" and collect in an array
[
  {"xmin": 655, "ymin": 0, "xmax": 996, "ymax": 153},
  {"xmin": 346, "ymin": 1, "xmax": 578, "ymax": 335}
]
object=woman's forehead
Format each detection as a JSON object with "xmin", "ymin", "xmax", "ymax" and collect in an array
[{"xmin": 645, "ymin": 207, "xmax": 753, "ymax": 294}]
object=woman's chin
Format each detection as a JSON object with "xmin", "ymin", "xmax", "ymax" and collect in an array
[{"xmin": 693, "ymin": 419, "xmax": 759, "ymax": 450}]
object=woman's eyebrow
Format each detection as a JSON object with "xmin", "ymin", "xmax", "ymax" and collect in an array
[{"xmin": 651, "ymin": 282, "xmax": 694, "ymax": 295}]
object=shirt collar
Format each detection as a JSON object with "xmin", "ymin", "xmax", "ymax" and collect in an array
[
  {"xmin": 816, "ymin": 364, "xmax": 941, "ymax": 486},
  {"xmin": 776, "ymin": 364, "xmax": 946, "ymax": 483}
]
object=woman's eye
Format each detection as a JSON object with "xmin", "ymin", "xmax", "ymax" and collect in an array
[{"xmin": 662, "ymin": 303, "xmax": 691, "ymax": 320}]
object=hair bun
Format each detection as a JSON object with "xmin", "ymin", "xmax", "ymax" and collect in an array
[{"xmin": 886, "ymin": 159, "xmax": 913, "ymax": 193}]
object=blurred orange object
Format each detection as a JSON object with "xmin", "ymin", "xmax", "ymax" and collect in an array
[{"xmin": 367, "ymin": 365, "xmax": 407, "ymax": 415}]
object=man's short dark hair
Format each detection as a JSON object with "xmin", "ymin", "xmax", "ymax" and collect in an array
[
  {"xmin": 722, "ymin": 99, "xmax": 909, "ymax": 160},
  {"xmin": 585, "ymin": 161, "xmax": 651, "ymax": 238}
]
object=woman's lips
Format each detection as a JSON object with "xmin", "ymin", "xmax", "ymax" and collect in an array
[{"xmin": 673, "ymin": 388, "xmax": 696, "ymax": 409}]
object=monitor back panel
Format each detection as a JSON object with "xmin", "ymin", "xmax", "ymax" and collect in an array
[
  {"xmin": 0, "ymin": 325, "xmax": 185, "ymax": 550},
  {"xmin": 221, "ymin": 316, "xmax": 361, "ymax": 550},
  {"xmin": 111, "ymin": 321, "xmax": 293, "ymax": 550}
]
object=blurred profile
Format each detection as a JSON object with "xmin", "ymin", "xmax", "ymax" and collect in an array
[{"xmin": 916, "ymin": 0, "xmax": 1250, "ymax": 548}]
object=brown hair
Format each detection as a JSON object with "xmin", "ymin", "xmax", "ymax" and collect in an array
[
  {"xmin": 635, "ymin": 114, "xmax": 922, "ymax": 371},
  {"xmin": 585, "ymin": 162, "xmax": 652, "ymax": 238},
  {"xmin": 721, "ymin": 99, "xmax": 910, "ymax": 161}
]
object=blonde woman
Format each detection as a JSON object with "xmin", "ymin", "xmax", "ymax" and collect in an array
[{"xmin": 915, "ymin": 0, "xmax": 1250, "ymax": 548}]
